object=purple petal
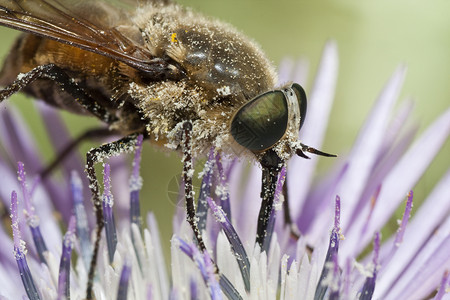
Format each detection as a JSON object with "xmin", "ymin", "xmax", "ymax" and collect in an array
[
  {"xmin": 57, "ymin": 216, "xmax": 76, "ymax": 300},
  {"xmin": 263, "ymin": 166, "xmax": 286, "ymax": 252},
  {"xmin": 337, "ymin": 66, "xmax": 406, "ymax": 235},
  {"xmin": 277, "ymin": 57, "xmax": 296, "ymax": 85},
  {"xmin": 147, "ymin": 213, "xmax": 170, "ymax": 298},
  {"xmin": 375, "ymin": 191, "xmax": 413, "ymax": 271},
  {"xmin": 117, "ymin": 262, "xmax": 132, "ymax": 300},
  {"xmin": 169, "ymin": 288, "xmax": 180, "ymax": 300},
  {"xmin": 147, "ymin": 284, "xmax": 153, "ymax": 300},
  {"xmin": 218, "ymin": 275, "xmax": 243, "ymax": 300},
  {"xmin": 328, "ymin": 253, "xmax": 341, "ymax": 300},
  {"xmin": 215, "ymin": 152, "xmax": 232, "ymax": 219},
  {"xmin": 16, "ymin": 253, "xmax": 40, "ymax": 300},
  {"xmin": 374, "ymin": 169, "xmax": 450, "ymax": 297},
  {"xmin": 354, "ymin": 124, "xmax": 417, "ymax": 221},
  {"xmin": 207, "ymin": 197, "xmax": 250, "ymax": 292},
  {"xmin": 291, "ymin": 58, "xmax": 310, "ymax": 85},
  {"xmin": 359, "ymin": 232, "xmax": 380, "ymax": 300},
  {"xmin": 109, "ymin": 155, "xmax": 130, "ymax": 220},
  {"xmin": 287, "ymin": 41, "xmax": 339, "ymax": 220},
  {"xmin": 11, "ymin": 191, "xmax": 21, "ymax": 250},
  {"xmin": 393, "ymin": 191, "xmax": 413, "ymax": 247},
  {"xmin": 314, "ymin": 196, "xmax": 341, "ymax": 299},
  {"xmin": 0, "ymin": 160, "xmax": 62, "ymax": 251},
  {"xmin": 0, "ymin": 225, "xmax": 15, "ymax": 274},
  {"xmin": 129, "ymin": 135, "xmax": 144, "ymax": 228},
  {"xmin": 131, "ymin": 134, "xmax": 144, "ymax": 179},
  {"xmin": 11, "ymin": 191, "xmax": 40, "ymax": 300},
  {"xmin": 17, "ymin": 162, "xmax": 48, "ymax": 264},
  {"xmin": 298, "ymin": 163, "xmax": 348, "ymax": 244},
  {"xmin": 358, "ymin": 185, "xmax": 381, "ymax": 240},
  {"xmin": 56, "ymin": 271, "xmax": 67, "ymax": 300},
  {"xmin": 176, "ymin": 238, "xmax": 224, "ymax": 299},
  {"xmin": 433, "ymin": 271, "xmax": 449, "ymax": 300},
  {"xmin": 278, "ymin": 57, "xmax": 310, "ymax": 91},
  {"xmin": 0, "ymin": 108, "xmax": 42, "ymax": 173},
  {"xmin": 233, "ymin": 162, "xmax": 261, "ymax": 241},
  {"xmin": 35, "ymin": 101, "xmax": 89, "ymax": 215},
  {"xmin": 376, "ymin": 100, "xmax": 415, "ymax": 164},
  {"xmin": 345, "ymin": 107, "xmax": 450, "ymax": 258},
  {"xmin": 202, "ymin": 251, "xmax": 222, "ymax": 300},
  {"xmin": 71, "ymin": 171, "xmax": 92, "ymax": 269},
  {"xmin": 189, "ymin": 278, "xmax": 198, "ymax": 300},
  {"xmin": 197, "ymin": 149, "xmax": 215, "ymax": 232},
  {"xmin": 381, "ymin": 216, "xmax": 450, "ymax": 299},
  {"xmin": 35, "ymin": 101, "xmax": 85, "ymax": 177},
  {"xmin": 102, "ymin": 163, "xmax": 117, "ymax": 263},
  {"xmin": 342, "ymin": 258, "xmax": 352, "ymax": 299},
  {"xmin": 0, "ymin": 107, "xmax": 71, "ymax": 221},
  {"xmin": 0, "ymin": 161, "xmax": 20, "ymax": 208}
]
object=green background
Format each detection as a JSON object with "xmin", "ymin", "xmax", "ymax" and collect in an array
[{"xmin": 0, "ymin": 1, "xmax": 449, "ymax": 246}]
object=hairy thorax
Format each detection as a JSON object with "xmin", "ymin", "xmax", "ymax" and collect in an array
[{"xmin": 129, "ymin": 3, "xmax": 278, "ymax": 156}]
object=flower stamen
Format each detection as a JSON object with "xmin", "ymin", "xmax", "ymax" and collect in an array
[
  {"xmin": 102, "ymin": 163, "xmax": 118, "ymax": 263},
  {"xmin": 17, "ymin": 161, "xmax": 48, "ymax": 264}
]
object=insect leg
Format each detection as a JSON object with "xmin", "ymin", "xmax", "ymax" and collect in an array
[
  {"xmin": 0, "ymin": 64, "xmax": 117, "ymax": 123},
  {"xmin": 256, "ymin": 150, "xmax": 283, "ymax": 249},
  {"xmin": 85, "ymin": 134, "xmax": 140, "ymax": 300},
  {"xmin": 40, "ymin": 127, "xmax": 119, "ymax": 179},
  {"xmin": 181, "ymin": 121, "xmax": 207, "ymax": 252}
]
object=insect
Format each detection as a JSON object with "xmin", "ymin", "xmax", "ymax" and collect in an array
[{"xmin": 0, "ymin": 0, "xmax": 335, "ymax": 298}]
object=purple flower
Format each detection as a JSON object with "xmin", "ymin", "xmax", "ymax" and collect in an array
[{"xmin": 0, "ymin": 41, "xmax": 449, "ymax": 299}]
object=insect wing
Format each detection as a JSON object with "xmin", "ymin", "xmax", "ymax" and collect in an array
[{"xmin": 0, "ymin": 0, "xmax": 155, "ymax": 71}]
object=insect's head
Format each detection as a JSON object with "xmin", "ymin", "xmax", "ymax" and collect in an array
[{"xmin": 230, "ymin": 83, "xmax": 336, "ymax": 165}]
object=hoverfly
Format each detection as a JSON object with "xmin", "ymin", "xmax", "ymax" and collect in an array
[{"xmin": 0, "ymin": 0, "xmax": 335, "ymax": 298}]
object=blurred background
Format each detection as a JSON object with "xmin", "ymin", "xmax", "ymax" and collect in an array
[{"xmin": 0, "ymin": 0, "xmax": 449, "ymax": 244}]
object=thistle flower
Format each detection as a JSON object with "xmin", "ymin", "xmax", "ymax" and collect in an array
[{"xmin": 0, "ymin": 42, "xmax": 449, "ymax": 299}]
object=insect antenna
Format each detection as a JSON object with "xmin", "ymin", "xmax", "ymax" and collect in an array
[{"xmin": 297, "ymin": 143, "xmax": 337, "ymax": 158}]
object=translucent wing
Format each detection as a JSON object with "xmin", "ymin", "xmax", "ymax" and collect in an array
[{"xmin": 0, "ymin": 0, "xmax": 159, "ymax": 72}]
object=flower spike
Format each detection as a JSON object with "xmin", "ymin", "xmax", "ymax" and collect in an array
[
  {"xmin": 130, "ymin": 134, "xmax": 144, "ymax": 228},
  {"xmin": 177, "ymin": 238, "xmax": 224, "ymax": 300},
  {"xmin": 117, "ymin": 261, "xmax": 132, "ymax": 300},
  {"xmin": 17, "ymin": 161, "xmax": 48, "ymax": 264},
  {"xmin": 215, "ymin": 152, "xmax": 232, "ymax": 219},
  {"xmin": 11, "ymin": 191, "xmax": 40, "ymax": 300},
  {"xmin": 433, "ymin": 270, "xmax": 449, "ymax": 300},
  {"xmin": 197, "ymin": 148, "xmax": 215, "ymax": 232},
  {"xmin": 207, "ymin": 196, "xmax": 251, "ymax": 292},
  {"xmin": 102, "ymin": 163, "xmax": 118, "ymax": 263},
  {"xmin": 71, "ymin": 171, "xmax": 92, "ymax": 269},
  {"xmin": 360, "ymin": 232, "xmax": 381, "ymax": 300},
  {"xmin": 57, "ymin": 215, "xmax": 76, "ymax": 300},
  {"xmin": 314, "ymin": 195, "xmax": 342, "ymax": 300},
  {"xmin": 263, "ymin": 166, "xmax": 286, "ymax": 253}
]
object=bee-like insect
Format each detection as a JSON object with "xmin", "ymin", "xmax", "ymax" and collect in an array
[{"xmin": 0, "ymin": 0, "xmax": 335, "ymax": 298}]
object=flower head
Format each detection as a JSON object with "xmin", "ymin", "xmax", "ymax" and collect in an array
[{"xmin": 0, "ymin": 42, "xmax": 449, "ymax": 299}]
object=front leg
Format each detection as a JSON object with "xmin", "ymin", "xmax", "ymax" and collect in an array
[
  {"xmin": 0, "ymin": 63, "xmax": 117, "ymax": 123},
  {"xmin": 256, "ymin": 150, "xmax": 283, "ymax": 250},
  {"xmin": 181, "ymin": 121, "xmax": 207, "ymax": 252},
  {"xmin": 84, "ymin": 134, "xmax": 140, "ymax": 300}
]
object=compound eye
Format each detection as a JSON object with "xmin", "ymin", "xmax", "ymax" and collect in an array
[
  {"xmin": 291, "ymin": 83, "xmax": 307, "ymax": 130},
  {"xmin": 231, "ymin": 91, "xmax": 288, "ymax": 152}
]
